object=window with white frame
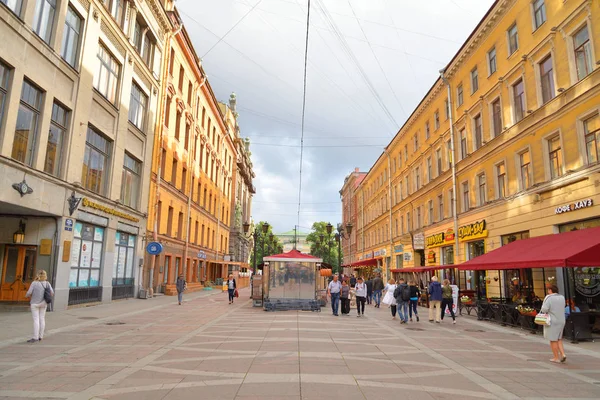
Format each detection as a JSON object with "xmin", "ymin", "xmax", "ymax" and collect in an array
[
  {"xmin": 82, "ymin": 126, "xmax": 112, "ymax": 195},
  {"xmin": 1, "ymin": 0, "xmax": 22, "ymax": 15},
  {"xmin": 94, "ymin": 44, "xmax": 120, "ymax": 104},
  {"xmin": 61, "ymin": 5, "xmax": 82, "ymax": 68},
  {"xmin": 446, "ymin": 139, "xmax": 452, "ymax": 168},
  {"xmin": 519, "ymin": 150, "xmax": 532, "ymax": 190},
  {"xmin": 444, "ymin": 99, "xmax": 449, "ymax": 120},
  {"xmin": 491, "ymin": 98, "xmax": 502, "ymax": 138},
  {"xmin": 462, "ymin": 182, "xmax": 470, "ymax": 212},
  {"xmin": 487, "ymin": 47, "xmax": 497, "ymax": 75},
  {"xmin": 496, "ymin": 162, "xmax": 506, "ymax": 198},
  {"xmin": 584, "ymin": 113, "xmax": 599, "ymax": 164},
  {"xmin": 102, "ymin": 0, "xmax": 126, "ymax": 29},
  {"xmin": 12, "ymin": 80, "xmax": 43, "ymax": 166},
  {"xmin": 460, "ymin": 129, "xmax": 467, "ymax": 160},
  {"xmin": 539, "ymin": 55, "xmax": 555, "ymax": 104},
  {"xmin": 133, "ymin": 17, "xmax": 156, "ymax": 68},
  {"xmin": 44, "ymin": 101, "xmax": 69, "ymax": 177},
  {"xmin": 478, "ymin": 174, "xmax": 487, "ymax": 206},
  {"xmin": 573, "ymin": 25, "xmax": 593, "ymax": 82},
  {"xmin": 436, "ymin": 148, "xmax": 442, "ymax": 175},
  {"xmin": 508, "ymin": 23, "xmax": 519, "ymax": 55},
  {"xmin": 415, "ymin": 167, "xmax": 421, "ymax": 191},
  {"xmin": 413, "ymin": 133, "xmax": 419, "ymax": 151},
  {"xmin": 532, "ymin": 0, "xmax": 546, "ymax": 30},
  {"xmin": 512, "ymin": 78, "xmax": 525, "ymax": 122},
  {"xmin": 33, "ymin": 0, "xmax": 56, "ymax": 44},
  {"xmin": 474, "ymin": 114, "xmax": 483, "ymax": 150},
  {"xmin": 121, "ymin": 153, "xmax": 141, "ymax": 208},
  {"xmin": 434, "ymin": 110, "xmax": 440, "ymax": 130},
  {"xmin": 128, "ymin": 82, "xmax": 148, "ymax": 131},
  {"xmin": 471, "ymin": 67, "xmax": 479, "ymax": 93},
  {"xmin": 449, "ymin": 188, "xmax": 454, "ymax": 217},
  {"xmin": 425, "ymin": 121, "xmax": 430, "ymax": 139},
  {"xmin": 400, "ymin": 215, "xmax": 404, "ymax": 234},
  {"xmin": 416, "ymin": 206, "xmax": 421, "ymax": 229},
  {"xmin": 457, "ymin": 84, "xmax": 464, "ymax": 107},
  {"xmin": 426, "ymin": 157, "xmax": 432, "ymax": 182},
  {"xmin": 428, "ymin": 200, "xmax": 434, "ymax": 225},
  {"xmin": 438, "ymin": 195, "xmax": 444, "ymax": 221},
  {"xmin": 0, "ymin": 61, "xmax": 10, "ymax": 127},
  {"xmin": 547, "ymin": 135, "xmax": 562, "ymax": 179}
]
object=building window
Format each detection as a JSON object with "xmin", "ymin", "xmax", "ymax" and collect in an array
[
  {"xmin": 113, "ymin": 231, "xmax": 136, "ymax": 286},
  {"xmin": 474, "ymin": 114, "xmax": 483, "ymax": 150},
  {"xmin": 438, "ymin": 195, "xmax": 444, "ymax": 221},
  {"xmin": 133, "ymin": 17, "xmax": 155, "ymax": 67},
  {"xmin": 471, "ymin": 67, "xmax": 478, "ymax": 93},
  {"xmin": 548, "ymin": 135, "xmax": 562, "ymax": 179},
  {"xmin": 434, "ymin": 111, "xmax": 440, "ymax": 130},
  {"xmin": 508, "ymin": 23, "xmax": 519, "ymax": 55},
  {"xmin": 533, "ymin": 0, "xmax": 546, "ymax": 30},
  {"xmin": 416, "ymin": 207, "xmax": 421, "ymax": 229},
  {"xmin": 157, "ymin": 201, "xmax": 162, "ymax": 233},
  {"xmin": 449, "ymin": 189, "xmax": 454, "ymax": 217},
  {"xmin": 178, "ymin": 65, "xmax": 184, "ymax": 92},
  {"xmin": 82, "ymin": 127, "xmax": 111, "ymax": 195},
  {"xmin": 61, "ymin": 5, "xmax": 82, "ymax": 68},
  {"xmin": 415, "ymin": 167, "xmax": 421, "ymax": 191},
  {"xmin": 573, "ymin": 26, "xmax": 593, "ymax": 82},
  {"xmin": 169, "ymin": 48, "xmax": 175, "ymax": 76},
  {"xmin": 94, "ymin": 44, "xmax": 120, "ymax": 104},
  {"xmin": 0, "ymin": 61, "xmax": 9, "ymax": 126},
  {"xmin": 444, "ymin": 98, "xmax": 449, "ymax": 120},
  {"xmin": 462, "ymin": 182, "xmax": 470, "ymax": 212},
  {"xmin": 1, "ymin": 0, "xmax": 22, "ymax": 15},
  {"xmin": 103, "ymin": 0, "xmax": 125, "ymax": 28},
  {"xmin": 457, "ymin": 84, "xmax": 463, "ymax": 107},
  {"xmin": 478, "ymin": 174, "xmax": 486, "ymax": 206},
  {"xmin": 425, "ymin": 121, "xmax": 430, "ymax": 139},
  {"xmin": 413, "ymin": 133, "xmax": 419, "ymax": 151},
  {"xmin": 512, "ymin": 79, "xmax": 525, "ymax": 122},
  {"xmin": 171, "ymin": 158, "xmax": 177, "ymax": 186},
  {"xmin": 426, "ymin": 157, "xmax": 432, "ymax": 182},
  {"xmin": 184, "ymin": 123, "xmax": 190, "ymax": 150},
  {"xmin": 496, "ymin": 162, "xmax": 506, "ymax": 198},
  {"xmin": 428, "ymin": 200, "xmax": 434, "ymax": 225},
  {"xmin": 69, "ymin": 222, "xmax": 104, "ymax": 288},
  {"xmin": 491, "ymin": 98, "xmax": 502, "ymax": 138},
  {"xmin": 404, "ymin": 144, "xmax": 408, "ymax": 161},
  {"xmin": 584, "ymin": 114, "xmax": 599, "ymax": 164},
  {"xmin": 460, "ymin": 129, "xmax": 467, "ymax": 160},
  {"xmin": 167, "ymin": 206, "xmax": 173, "ymax": 236},
  {"xmin": 177, "ymin": 212, "xmax": 183, "ymax": 239},
  {"xmin": 121, "ymin": 153, "xmax": 141, "ymax": 208},
  {"xmin": 160, "ymin": 148, "xmax": 166, "ymax": 180},
  {"xmin": 446, "ymin": 139, "xmax": 452, "ymax": 168},
  {"xmin": 44, "ymin": 101, "xmax": 69, "ymax": 176},
  {"xmin": 128, "ymin": 82, "xmax": 148, "ymax": 131},
  {"xmin": 12, "ymin": 80, "xmax": 43, "ymax": 166},
  {"xmin": 181, "ymin": 166, "xmax": 187, "ymax": 193},
  {"xmin": 33, "ymin": 0, "xmax": 56, "ymax": 44},
  {"xmin": 539, "ymin": 55, "xmax": 555, "ymax": 104},
  {"xmin": 436, "ymin": 148, "xmax": 442, "ymax": 175},
  {"xmin": 519, "ymin": 150, "xmax": 532, "ymax": 190},
  {"xmin": 487, "ymin": 47, "xmax": 497, "ymax": 75}
]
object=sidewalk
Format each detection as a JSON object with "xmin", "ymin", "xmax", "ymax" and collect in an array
[{"xmin": 1, "ymin": 294, "xmax": 600, "ymax": 399}]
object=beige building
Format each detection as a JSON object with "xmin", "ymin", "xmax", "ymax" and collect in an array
[{"xmin": 0, "ymin": 0, "xmax": 169, "ymax": 309}]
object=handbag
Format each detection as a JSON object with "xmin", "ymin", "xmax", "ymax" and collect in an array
[
  {"xmin": 42, "ymin": 282, "xmax": 52, "ymax": 304},
  {"xmin": 234, "ymin": 288, "xmax": 239, "ymax": 298},
  {"xmin": 534, "ymin": 312, "xmax": 551, "ymax": 326},
  {"xmin": 382, "ymin": 290, "xmax": 395, "ymax": 305}
]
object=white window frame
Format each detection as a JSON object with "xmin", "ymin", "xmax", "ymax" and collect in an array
[
  {"xmin": 487, "ymin": 47, "xmax": 497, "ymax": 76},
  {"xmin": 426, "ymin": 156, "xmax": 432, "ymax": 183},
  {"xmin": 489, "ymin": 95, "xmax": 503, "ymax": 139},
  {"xmin": 33, "ymin": 0, "xmax": 57, "ymax": 44},
  {"xmin": 435, "ymin": 147, "xmax": 442, "ymax": 176},
  {"xmin": 507, "ymin": 23, "xmax": 519, "ymax": 56},
  {"xmin": 508, "ymin": 74, "xmax": 527, "ymax": 125},
  {"xmin": 534, "ymin": 51, "xmax": 557, "ymax": 107},
  {"xmin": 575, "ymin": 107, "xmax": 600, "ymax": 166},
  {"xmin": 472, "ymin": 113, "xmax": 483, "ymax": 150},
  {"xmin": 515, "ymin": 145, "xmax": 534, "ymax": 191},
  {"xmin": 530, "ymin": 0, "xmax": 546, "ymax": 32},
  {"xmin": 477, "ymin": 173, "xmax": 487, "ymax": 206},
  {"xmin": 541, "ymin": 130, "xmax": 565, "ymax": 181},
  {"xmin": 457, "ymin": 83, "xmax": 463, "ymax": 107},
  {"xmin": 428, "ymin": 200, "xmax": 434, "ymax": 225},
  {"xmin": 494, "ymin": 160, "xmax": 507, "ymax": 199},
  {"xmin": 564, "ymin": 21, "xmax": 597, "ymax": 86},
  {"xmin": 438, "ymin": 194, "xmax": 444, "ymax": 221},
  {"xmin": 461, "ymin": 181, "xmax": 470, "ymax": 213},
  {"xmin": 470, "ymin": 67, "xmax": 479, "ymax": 94}
]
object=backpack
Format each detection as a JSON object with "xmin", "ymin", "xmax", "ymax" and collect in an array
[
  {"xmin": 401, "ymin": 285, "xmax": 411, "ymax": 301},
  {"xmin": 393, "ymin": 285, "xmax": 402, "ymax": 300},
  {"xmin": 41, "ymin": 282, "xmax": 52, "ymax": 304}
]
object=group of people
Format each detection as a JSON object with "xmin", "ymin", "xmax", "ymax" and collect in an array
[{"xmin": 326, "ymin": 274, "xmax": 457, "ymax": 323}]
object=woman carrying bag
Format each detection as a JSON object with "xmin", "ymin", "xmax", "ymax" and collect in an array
[
  {"xmin": 25, "ymin": 270, "xmax": 54, "ymax": 343},
  {"xmin": 382, "ymin": 278, "xmax": 397, "ymax": 319},
  {"xmin": 539, "ymin": 285, "xmax": 566, "ymax": 363},
  {"xmin": 227, "ymin": 274, "xmax": 237, "ymax": 304}
]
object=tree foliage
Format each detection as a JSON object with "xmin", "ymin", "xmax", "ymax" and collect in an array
[
  {"xmin": 306, "ymin": 221, "xmax": 341, "ymax": 273},
  {"xmin": 249, "ymin": 221, "xmax": 283, "ymax": 269}
]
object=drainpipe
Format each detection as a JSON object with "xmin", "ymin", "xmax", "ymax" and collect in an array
[
  {"xmin": 384, "ymin": 149, "xmax": 394, "ymax": 277},
  {"xmin": 440, "ymin": 69, "xmax": 460, "ymax": 265}
]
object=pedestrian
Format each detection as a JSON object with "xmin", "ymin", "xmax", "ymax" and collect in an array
[
  {"xmin": 25, "ymin": 270, "xmax": 53, "ymax": 343},
  {"xmin": 428, "ymin": 276, "xmax": 442, "ymax": 323},
  {"xmin": 340, "ymin": 280, "xmax": 351, "ymax": 316},
  {"xmin": 440, "ymin": 279, "xmax": 456, "ymax": 324},
  {"xmin": 226, "ymin": 274, "xmax": 237, "ymax": 304},
  {"xmin": 394, "ymin": 278, "xmax": 410, "ymax": 324},
  {"xmin": 540, "ymin": 285, "xmax": 567, "ymax": 363},
  {"xmin": 408, "ymin": 280, "xmax": 420, "ymax": 322},
  {"xmin": 350, "ymin": 274, "xmax": 357, "ymax": 288},
  {"xmin": 372, "ymin": 273, "xmax": 384, "ymax": 308},
  {"xmin": 176, "ymin": 274, "xmax": 186, "ymax": 305},
  {"xmin": 382, "ymin": 278, "xmax": 397, "ymax": 319},
  {"xmin": 366, "ymin": 278, "xmax": 373, "ymax": 305},
  {"xmin": 355, "ymin": 277, "xmax": 367, "ymax": 317},
  {"xmin": 327, "ymin": 274, "xmax": 342, "ymax": 316}
]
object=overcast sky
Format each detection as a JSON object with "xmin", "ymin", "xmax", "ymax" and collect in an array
[{"xmin": 179, "ymin": 0, "xmax": 495, "ymax": 234}]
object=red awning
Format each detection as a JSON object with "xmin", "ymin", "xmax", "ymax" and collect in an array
[
  {"xmin": 391, "ymin": 265, "xmax": 450, "ymax": 273},
  {"xmin": 457, "ymin": 226, "xmax": 600, "ymax": 271},
  {"xmin": 346, "ymin": 258, "xmax": 380, "ymax": 269}
]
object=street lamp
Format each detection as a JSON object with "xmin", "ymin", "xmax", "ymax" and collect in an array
[
  {"xmin": 243, "ymin": 221, "xmax": 270, "ymax": 273},
  {"xmin": 335, "ymin": 223, "xmax": 353, "ymax": 274}
]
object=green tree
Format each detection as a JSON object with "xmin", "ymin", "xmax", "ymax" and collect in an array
[
  {"xmin": 306, "ymin": 222, "xmax": 341, "ymax": 272},
  {"xmin": 249, "ymin": 221, "xmax": 283, "ymax": 269}
]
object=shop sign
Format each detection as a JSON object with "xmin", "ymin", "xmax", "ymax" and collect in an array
[
  {"xmin": 64, "ymin": 218, "xmax": 73, "ymax": 232},
  {"xmin": 555, "ymin": 199, "xmax": 593, "ymax": 215},
  {"xmin": 413, "ymin": 233, "xmax": 425, "ymax": 250},
  {"xmin": 81, "ymin": 198, "xmax": 140, "ymax": 223},
  {"xmin": 458, "ymin": 220, "xmax": 488, "ymax": 241},
  {"xmin": 574, "ymin": 267, "xmax": 600, "ymax": 297},
  {"xmin": 394, "ymin": 245, "xmax": 404, "ymax": 253},
  {"xmin": 40, "ymin": 239, "xmax": 52, "ymax": 255},
  {"xmin": 374, "ymin": 249, "xmax": 386, "ymax": 257},
  {"xmin": 403, "ymin": 252, "xmax": 413, "ymax": 261},
  {"xmin": 426, "ymin": 232, "xmax": 445, "ymax": 248},
  {"xmin": 198, "ymin": 251, "xmax": 207, "ymax": 259},
  {"xmin": 445, "ymin": 229, "xmax": 455, "ymax": 241},
  {"xmin": 146, "ymin": 242, "xmax": 163, "ymax": 255},
  {"xmin": 427, "ymin": 250, "xmax": 436, "ymax": 264},
  {"xmin": 364, "ymin": 251, "xmax": 373, "ymax": 259}
]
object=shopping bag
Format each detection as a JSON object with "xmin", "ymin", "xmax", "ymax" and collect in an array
[
  {"xmin": 234, "ymin": 288, "xmax": 239, "ymax": 298},
  {"xmin": 534, "ymin": 312, "xmax": 551, "ymax": 326},
  {"xmin": 382, "ymin": 291, "xmax": 395, "ymax": 306}
]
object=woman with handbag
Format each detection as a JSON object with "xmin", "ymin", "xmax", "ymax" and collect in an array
[
  {"xmin": 227, "ymin": 274, "xmax": 237, "ymax": 304},
  {"xmin": 382, "ymin": 278, "xmax": 397, "ymax": 319},
  {"xmin": 540, "ymin": 285, "xmax": 566, "ymax": 363},
  {"xmin": 25, "ymin": 270, "xmax": 53, "ymax": 343},
  {"xmin": 176, "ymin": 274, "xmax": 186, "ymax": 305}
]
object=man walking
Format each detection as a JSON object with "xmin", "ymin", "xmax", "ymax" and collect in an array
[
  {"xmin": 372, "ymin": 273, "xmax": 384, "ymax": 308},
  {"xmin": 327, "ymin": 275, "xmax": 342, "ymax": 316},
  {"xmin": 365, "ymin": 278, "xmax": 373, "ymax": 305},
  {"xmin": 350, "ymin": 274, "xmax": 357, "ymax": 288},
  {"xmin": 428, "ymin": 276, "xmax": 443, "ymax": 323},
  {"xmin": 394, "ymin": 278, "xmax": 410, "ymax": 323},
  {"xmin": 176, "ymin": 274, "xmax": 186, "ymax": 305}
]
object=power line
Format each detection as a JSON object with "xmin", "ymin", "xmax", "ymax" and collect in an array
[
  {"xmin": 254, "ymin": 200, "xmax": 340, "ymax": 204},
  {"xmin": 251, "ymin": 142, "xmax": 385, "ymax": 148}
]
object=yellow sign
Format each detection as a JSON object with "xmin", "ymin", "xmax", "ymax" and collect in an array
[
  {"xmin": 458, "ymin": 220, "xmax": 488, "ymax": 241},
  {"xmin": 40, "ymin": 239, "xmax": 52, "ymax": 255},
  {"xmin": 426, "ymin": 233, "xmax": 445, "ymax": 248},
  {"xmin": 62, "ymin": 241, "xmax": 71, "ymax": 262},
  {"xmin": 82, "ymin": 198, "xmax": 140, "ymax": 223}
]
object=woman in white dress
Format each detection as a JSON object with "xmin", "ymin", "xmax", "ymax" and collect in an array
[
  {"xmin": 540, "ymin": 284, "xmax": 566, "ymax": 363},
  {"xmin": 382, "ymin": 278, "xmax": 397, "ymax": 319}
]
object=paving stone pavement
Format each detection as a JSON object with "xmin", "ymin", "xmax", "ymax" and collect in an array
[{"xmin": 1, "ymin": 289, "xmax": 600, "ymax": 400}]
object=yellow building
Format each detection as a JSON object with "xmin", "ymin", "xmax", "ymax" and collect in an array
[
  {"xmin": 349, "ymin": 0, "xmax": 600, "ymax": 298},
  {"xmin": 145, "ymin": 3, "xmax": 237, "ymax": 295}
]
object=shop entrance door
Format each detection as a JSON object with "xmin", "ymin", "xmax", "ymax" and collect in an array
[{"xmin": 1, "ymin": 246, "xmax": 37, "ymax": 301}]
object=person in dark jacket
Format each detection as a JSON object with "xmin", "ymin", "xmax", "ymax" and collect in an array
[
  {"xmin": 176, "ymin": 275, "xmax": 186, "ymax": 305},
  {"xmin": 365, "ymin": 278, "xmax": 374, "ymax": 305},
  {"xmin": 350, "ymin": 274, "xmax": 357, "ymax": 288},
  {"xmin": 372, "ymin": 274, "xmax": 384, "ymax": 308},
  {"xmin": 428, "ymin": 276, "xmax": 442, "ymax": 323},
  {"xmin": 227, "ymin": 274, "xmax": 237, "ymax": 304},
  {"xmin": 408, "ymin": 280, "xmax": 421, "ymax": 322},
  {"xmin": 394, "ymin": 278, "xmax": 410, "ymax": 323},
  {"xmin": 440, "ymin": 279, "xmax": 456, "ymax": 324}
]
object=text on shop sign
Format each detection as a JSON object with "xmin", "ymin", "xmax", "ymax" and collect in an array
[
  {"xmin": 458, "ymin": 220, "xmax": 488, "ymax": 241},
  {"xmin": 555, "ymin": 199, "xmax": 593, "ymax": 215}
]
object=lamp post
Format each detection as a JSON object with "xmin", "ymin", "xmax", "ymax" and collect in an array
[
  {"xmin": 243, "ymin": 221, "xmax": 269, "ymax": 273},
  {"xmin": 335, "ymin": 223, "xmax": 353, "ymax": 275}
]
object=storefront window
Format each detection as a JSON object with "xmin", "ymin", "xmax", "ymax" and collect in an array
[
  {"xmin": 112, "ymin": 232, "xmax": 135, "ymax": 286},
  {"xmin": 163, "ymin": 256, "xmax": 170, "ymax": 284},
  {"xmin": 501, "ymin": 231, "xmax": 530, "ymax": 246},
  {"xmin": 441, "ymin": 246, "xmax": 454, "ymax": 265},
  {"xmin": 467, "ymin": 240, "xmax": 485, "ymax": 295},
  {"xmin": 70, "ymin": 222, "xmax": 103, "ymax": 287}
]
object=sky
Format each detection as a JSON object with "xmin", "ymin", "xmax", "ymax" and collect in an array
[{"xmin": 178, "ymin": 0, "xmax": 495, "ymax": 234}]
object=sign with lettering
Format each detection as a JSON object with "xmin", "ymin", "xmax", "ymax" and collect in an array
[
  {"xmin": 403, "ymin": 252, "xmax": 413, "ymax": 262},
  {"xmin": 458, "ymin": 220, "xmax": 488, "ymax": 241},
  {"xmin": 81, "ymin": 198, "xmax": 140, "ymax": 223},
  {"xmin": 40, "ymin": 239, "xmax": 52, "ymax": 255},
  {"xmin": 555, "ymin": 199, "xmax": 593, "ymax": 215},
  {"xmin": 445, "ymin": 229, "xmax": 455, "ymax": 241},
  {"xmin": 413, "ymin": 233, "xmax": 425, "ymax": 250},
  {"xmin": 394, "ymin": 245, "xmax": 404, "ymax": 254},
  {"xmin": 374, "ymin": 249, "xmax": 386, "ymax": 257},
  {"xmin": 427, "ymin": 250, "xmax": 436, "ymax": 264},
  {"xmin": 426, "ymin": 233, "xmax": 445, "ymax": 248},
  {"xmin": 64, "ymin": 218, "xmax": 73, "ymax": 231}
]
